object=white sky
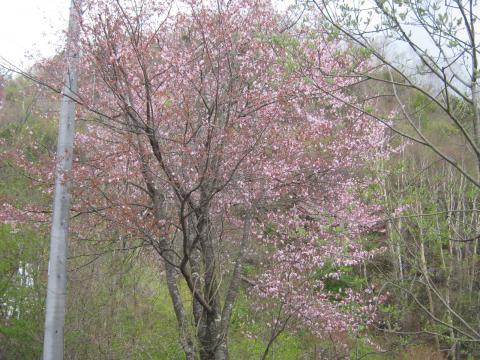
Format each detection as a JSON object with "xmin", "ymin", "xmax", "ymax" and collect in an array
[{"xmin": 0, "ymin": 0, "xmax": 70, "ymax": 69}]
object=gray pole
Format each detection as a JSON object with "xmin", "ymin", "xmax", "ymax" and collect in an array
[{"xmin": 43, "ymin": 1, "xmax": 82, "ymax": 359}]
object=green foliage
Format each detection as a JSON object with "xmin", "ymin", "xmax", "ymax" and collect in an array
[
  {"xmin": 410, "ymin": 92, "xmax": 431, "ymax": 112},
  {"xmin": 350, "ymin": 337, "xmax": 383, "ymax": 359},
  {"xmin": 243, "ymin": 263, "xmax": 256, "ymax": 276},
  {"xmin": 0, "ymin": 224, "xmax": 47, "ymax": 360},
  {"xmin": 270, "ymin": 32, "xmax": 302, "ymax": 74},
  {"xmin": 315, "ymin": 263, "xmax": 366, "ymax": 296},
  {"xmin": 271, "ymin": 33, "xmax": 300, "ymax": 49},
  {"xmin": 65, "ymin": 250, "xmax": 186, "ymax": 359},
  {"xmin": 349, "ymin": 45, "xmax": 373, "ymax": 61},
  {"xmin": 0, "ymin": 100, "xmax": 53, "ymax": 358},
  {"xmin": 324, "ymin": 272, "xmax": 366, "ymax": 294},
  {"xmin": 230, "ymin": 291, "xmax": 305, "ymax": 359}
]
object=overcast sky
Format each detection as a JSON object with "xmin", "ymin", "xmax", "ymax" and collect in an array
[{"xmin": 0, "ymin": 0, "xmax": 70, "ymax": 68}]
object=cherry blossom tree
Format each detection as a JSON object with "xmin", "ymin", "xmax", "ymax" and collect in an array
[{"xmin": 2, "ymin": 0, "xmax": 389, "ymax": 358}]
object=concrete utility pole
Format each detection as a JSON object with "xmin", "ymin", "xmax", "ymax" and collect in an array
[{"xmin": 43, "ymin": 1, "xmax": 82, "ymax": 359}]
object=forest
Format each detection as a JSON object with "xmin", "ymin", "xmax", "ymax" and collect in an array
[{"xmin": 0, "ymin": 0, "xmax": 479, "ymax": 359}]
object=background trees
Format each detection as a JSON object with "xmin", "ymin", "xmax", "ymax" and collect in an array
[
  {"xmin": 314, "ymin": 0, "xmax": 480, "ymax": 186},
  {"xmin": 306, "ymin": 1, "xmax": 480, "ymax": 357}
]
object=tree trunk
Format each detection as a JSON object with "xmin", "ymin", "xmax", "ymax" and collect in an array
[
  {"xmin": 419, "ymin": 234, "xmax": 441, "ymax": 353},
  {"xmin": 165, "ymin": 260, "xmax": 196, "ymax": 360},
  {"xmin": 472, "ymin": 80, "xmax": 480, "ymax": 177}
]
